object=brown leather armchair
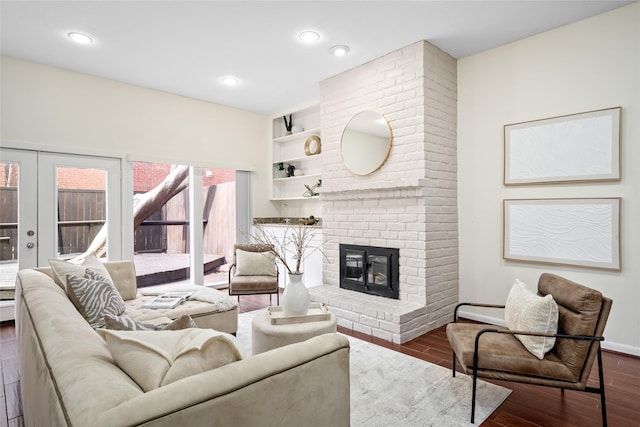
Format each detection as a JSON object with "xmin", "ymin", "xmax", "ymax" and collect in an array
[
  {"xmin": 446, "ymin": 273, "xmax": 612, "ymax": 425},
  {"xmin": 228, "ymin": 243, "xmax": 279, "ymax": 305}
]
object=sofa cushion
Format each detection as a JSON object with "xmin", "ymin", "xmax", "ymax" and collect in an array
[
  {"xmin": 103, "ymin": 260, "xmax": 138, "ymax": 300},
  {"xmin": 104, "ymin": 314, "xmax": 197, "ymax": 331},
  {"xmin": 235, "ymin": 249, "xmax": 276, "ymax": 276},
  {"xmin": 97, "ymin": 329, "xmax": 244, "ymax": 392},
  {"xmin": 505, "ymin": 279, "xmax": 558, "ymax": 359},
  {"xmin": 66, "ymin": 269, "xmax": 126, "ymax": 329},
  {"xmin": 49, "ymin": 253, "xmax": 115, "ymax": 292}
]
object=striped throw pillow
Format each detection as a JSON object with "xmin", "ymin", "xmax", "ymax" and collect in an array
[{"xmin": 66, "ymin": 269, "xmax": 126, "ymax": 329}]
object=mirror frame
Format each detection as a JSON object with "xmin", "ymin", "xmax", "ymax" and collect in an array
[{"xmin": 340, "ymin": 110, "xmax": 392, "ymax": 175}]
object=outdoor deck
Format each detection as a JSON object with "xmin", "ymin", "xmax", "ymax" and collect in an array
[{"xmin": 134, "ymin": 253, "xmax": 227, "ymax": 287}]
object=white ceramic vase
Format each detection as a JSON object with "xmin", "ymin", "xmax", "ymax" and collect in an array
[{"xmin": 283, "ymin": 273, "xmax": 310, "ymax": 315}]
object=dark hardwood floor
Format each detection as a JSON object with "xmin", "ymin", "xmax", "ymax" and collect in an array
[{"xmin": 2, "ymin": 293, "xmax": 639, "ymax": 426}]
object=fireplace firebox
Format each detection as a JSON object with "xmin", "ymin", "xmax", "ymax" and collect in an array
[{"xmin": 339, "ymin": 244, "xmax": 399, "ymax": 299}]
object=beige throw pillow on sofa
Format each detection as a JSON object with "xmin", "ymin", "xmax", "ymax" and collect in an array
[
  {"xmin": 235, "ymin": 249, "xmax": 276, "ymax": 276},
  {"xmin": 49, "ymin": 253, "xmax": 115, "ymax": 292},
  {"xmin": 505, "ymin": 279, "xmax": 559, "ymax": 359},
  {"xmin": 97, "ymin": 329, "xmax": 244, "ymax": 392}
]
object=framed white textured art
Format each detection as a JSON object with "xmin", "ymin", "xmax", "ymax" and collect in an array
[
  {"xmin": 504, "ymin": 107, "xmax": 621, "ymax": 185},
  {"xmin": 503, "ymin": 198, "xmax": 621, "ymax": 271}
]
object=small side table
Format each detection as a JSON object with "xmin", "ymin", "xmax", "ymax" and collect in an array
[{"xmin": 251, "ymin": 309, "xmax": 337, "ymax": 355}]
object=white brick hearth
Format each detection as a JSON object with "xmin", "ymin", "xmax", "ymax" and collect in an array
[
  {"xmin": 309, "ymin": 40, "xmax": 458, "ymax": 344},
  {"xmin": 309, "ymin": 285, "xmax": 427, "ymax": 344}
]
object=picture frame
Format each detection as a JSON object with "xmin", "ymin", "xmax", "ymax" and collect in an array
[
  {"xmin": 503, "ymin": 198, "xmax": 621, "ymax": 271},
  {"xmin": 504, "ymin": 107, "xmax": 621, "ymax": 185}
]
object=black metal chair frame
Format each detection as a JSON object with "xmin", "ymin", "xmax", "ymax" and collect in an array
[{"xmin": 451, "ymin": 303, "xmax": 608, "ymax": 426}]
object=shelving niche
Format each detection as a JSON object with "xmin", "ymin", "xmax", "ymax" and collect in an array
[{"xmin": 271, "ymin": 105, "xmax": 322, "ymax": 201}]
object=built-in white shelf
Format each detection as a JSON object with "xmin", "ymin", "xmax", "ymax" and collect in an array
[
  {"xmin": 273, "ymin": 127, "xmax": 320, "ymax": 143},
  {"xmin": 272, "ymin": 105, "xmax": 322, "ymax": 201},
  {"xmin": 272, "ymin": 173, "xmax": 321, "ymax": 183},
  {"xmin": 274, "ymin": 155, "xmax": 322, "ymax": 165}
]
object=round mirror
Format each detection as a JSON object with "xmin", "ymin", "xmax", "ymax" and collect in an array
[{"xmin": 341, "ymin": 110, "xmax": 392, "ymax": 175}]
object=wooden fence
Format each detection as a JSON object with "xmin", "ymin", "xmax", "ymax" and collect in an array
[
  {"xmin": 57, "ymin": 189, "xmax": 106, "ymax": 255},
  {"xmin": 158, "ymin": 182, "xmax": 236, "ymax": 261},
  {"xmin": 0, "ymin": 182, "xmax": 236, "ymax": 262},
  {"xmin": 0, "ymin": 187, "xmax": 17, "ymax": 261},
  {"xmin": 0, "ymin": 188, "xmax": 106, "ymax": 259}
]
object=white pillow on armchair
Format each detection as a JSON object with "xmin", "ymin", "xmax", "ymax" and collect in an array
[
  {"xmin": 235, "ymin": 249, "xmax": 277, "ymax": 276},
  {"xmin": 505, "ymin": 279, "xmax": 559, "ymax": 359}
]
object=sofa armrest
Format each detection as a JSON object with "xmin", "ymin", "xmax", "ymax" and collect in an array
[
  {"xmin": 104, "ymin": 261, "xmax": 138, "ymax": 300},
  {"xmin": 95, "ymin": 333, "xmax": 350, "ymax": 427}
]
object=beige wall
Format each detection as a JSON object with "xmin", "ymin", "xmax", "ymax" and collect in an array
[
  {"xmin": 457, "ymin": 3, "xmax": 639, "ymax": 354},
  {"xmin": 0, "ymin": 56, "xmax": 278, "ymax": 217}
]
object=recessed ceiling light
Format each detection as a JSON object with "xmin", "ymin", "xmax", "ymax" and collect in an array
[
  {"xmin": 299, "ymin": 31, "xmax": 320, "ymax": 43},
  {"xmin": 220, "ymin": 76, "xmax": 239, "ymax": 86},
  {"xmin": 67, "ymin": 32, "xmax": 93, "ymax": 44},
  {"xmin": 330, "ymin": 45, "xmax": 350, "ymax": 57}
]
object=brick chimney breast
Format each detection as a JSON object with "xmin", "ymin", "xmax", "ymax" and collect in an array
[{"xmin": 309, "ymin": 40, "xmax": 458, "ymax": 344}]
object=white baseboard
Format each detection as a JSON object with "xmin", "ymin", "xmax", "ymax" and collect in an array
[
  {"xmin": 457, "ymin": 310, "xmax": 506, "ymax": 327},
  {"xmin": 601, "ymin": 341, "xmax": 640, "ymax": 357},
  {"xmin": 457, "ymin": 310, "xmax": 640, "ymax": 358}
]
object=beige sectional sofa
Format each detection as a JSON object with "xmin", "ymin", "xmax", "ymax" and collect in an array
[{"xmin": 16, "ymin": 261, "xmax": 351, "ymax": 427}]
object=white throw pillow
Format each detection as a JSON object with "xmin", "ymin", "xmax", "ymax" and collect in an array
[
  {"xmin": 97, "ymin": 329, "xmax": 245, "ymax": 392},
  {"xmin": 505, "ymin": 279, "xmax": 559, "ymax": 359},
  {"xmin": 235, "ymin": 249, "xmax": 276, "ymax": 276},
  {"xmin": 49, "ymin": 253, "xmax": 115, "ymax": 292}
]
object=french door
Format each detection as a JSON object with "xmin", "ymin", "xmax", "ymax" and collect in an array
[{"xmin": 0, "ymin": 148, "xmax": 122, "ymax": 287}]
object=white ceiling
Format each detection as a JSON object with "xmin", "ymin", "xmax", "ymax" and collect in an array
[{"xmin": 0, "ymin": 1, "xmax": 633, "ymax": 115}]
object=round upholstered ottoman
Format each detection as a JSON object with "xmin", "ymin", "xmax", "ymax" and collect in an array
[{"xmin": 251, "ymin": 309, "xmax": 337, "ymax": 355}]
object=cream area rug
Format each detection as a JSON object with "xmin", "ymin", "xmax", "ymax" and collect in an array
[{"xmin": 236, "ymin": 310, "xmax": 511, "ymax": 426}]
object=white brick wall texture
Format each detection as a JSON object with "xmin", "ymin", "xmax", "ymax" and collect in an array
[{"xmin": 310, "ymin": 40, "xmax": 458, "ymax": 344}]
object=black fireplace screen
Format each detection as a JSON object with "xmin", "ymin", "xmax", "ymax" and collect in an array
[{"xmin": 339, "ymin": 244, "xmax": 399, "ymax": 299}]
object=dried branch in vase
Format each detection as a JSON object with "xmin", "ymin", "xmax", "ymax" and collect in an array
[{"xmin": 249, "ymin": 225, "xmax": 325, "ymax": 274}]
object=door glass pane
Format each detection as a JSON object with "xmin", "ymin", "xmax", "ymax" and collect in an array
[
  {"xmin": 56, "ymin": 167, "xmax": 107, "ymax": 259},
  {"xmin": 0, "ymin": 162, "xmax": 19, "ymax": 287},
  {"xmin": 132, "ymin": 162, "xmax": 235, "ymax": 288},
  {"xmin": 133, "ymin": 162, "xmax": 191, "ymax": 287},
  {"xmin": 202, "ymin": 167, "xmax": 235, "ymax": 287}
]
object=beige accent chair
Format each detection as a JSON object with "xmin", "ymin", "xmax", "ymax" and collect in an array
[
  {"xmin": 446, "ymin": 273, "xmax": 612, "ymax": 425},
  {"xmin": 228, "ymin": 243, "xmax": 279, "ymax": 304}
]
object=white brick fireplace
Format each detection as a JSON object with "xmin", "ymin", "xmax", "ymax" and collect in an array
[{"xmin": 308, "ymin": 40, "xmax": 458, "ymax": 344}]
